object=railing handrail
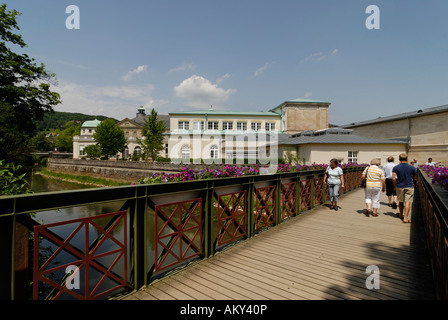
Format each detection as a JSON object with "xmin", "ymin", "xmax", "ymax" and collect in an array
[{"xmin": 0, "ymin": 167, "xmax": 363, "ymax": 216}]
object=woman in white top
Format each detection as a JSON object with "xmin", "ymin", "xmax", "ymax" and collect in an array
[{"xmin": 324, "ymin": 159, "xmax": 345, "ymax": 211}]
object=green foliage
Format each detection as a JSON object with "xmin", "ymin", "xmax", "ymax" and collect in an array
[
  {"xmin": 84, "ymin": 144, "xmax": 101, "ymax": 159},
  {"xmin": 0, "ymin": 159, "xmax": 30, "ymax": 195},
  {"xmin": 29, "ymin": 132, "xmax": 54, "ymax": 151},
  {"xmin": 138, "ymin": 108, "xmax": 167, "ymax": 161},
  {"xmin": 0, "ymin": 4, "xmax": 61, "ymax": 165},
  {"xmin": 54, "ymin": 121, "xmax": 80, "ymax": 151},
  {"xmin": 93, "ymin": 119, "xmax": 127, "ymax": 158},
  {"xmin": 35, "ymin": 111, "xmax": 115, "ymax": 133}
]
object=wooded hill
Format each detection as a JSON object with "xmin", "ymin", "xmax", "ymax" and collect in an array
[{"xmin": 36, "ymin": 111, "xmax": 117, "ymax": 132}]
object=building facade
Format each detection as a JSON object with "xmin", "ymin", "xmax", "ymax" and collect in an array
[
  {"xmin": 73, "ymin": 107, "xmax": 170, "ymax": 159},
  {"xmin": 340, "ymin": 104, "xmax": 448, "ymax": 164}
]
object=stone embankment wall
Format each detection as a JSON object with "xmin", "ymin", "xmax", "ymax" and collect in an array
[{"xmin": 46, "ymin": 158, "xmax": 239, "ymax": 182}]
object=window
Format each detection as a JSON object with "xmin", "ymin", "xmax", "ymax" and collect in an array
[
  {"xmin": 222, "ymin": 121, "xmax": 233, "ymax": 130},
  {"xmin": 134, "ymin": 146, "xmax": 142, "ymax": 156},
  {"xmin": 210, "ymin": 145, "xmax": 219, "ymax": 158},
  {"xmin": 237, "ymin": 122, "xmax": 247, "ymax": 131},
  {"xmin": 208, "ymin": 121, "xmax": 219, "ymax": 130},
  {"xmin": 348, "ymin": 151, "xmax": 358, "ymax": 164},
  {"xmin": 251, "ymin": 122, "xmax": 261, "ymax": 131},
  {"xmin": 181, "ymin": 145, "xmax": 190, "ymax": 159},
  {"xmin": 193, "ymin": 121, "xmax": 204, "ymax": 130},
  {"xmin": 165, "ymin": 143, "xmax": 169, "ymax": 157},
  {"xmin": 265, "ymin": 122, "xmax": 275, "ymax": 131},
  {"xmin": 79, "ymin": 146, "xmax": 85, "ymax": 156},
  {"xmin": 178, "ymin": 121, "xmax": 189, "ymax": 130}
]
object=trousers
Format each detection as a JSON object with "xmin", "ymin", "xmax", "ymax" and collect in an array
[{"xmin": 327, "ymin": 184, "xmax": 340, "ymax": 202}]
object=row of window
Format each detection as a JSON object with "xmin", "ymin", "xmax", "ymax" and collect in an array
[
  {"xmin": 80, "ymin": 144, "xmax": 359, "ymax": 163},
  {"xmin": 178, "ymin": 121, "xmax": 276, "ymax": 131},
  {"xmin": 180, "ymin": 145, "xmax": 219, "ymax": 159}
]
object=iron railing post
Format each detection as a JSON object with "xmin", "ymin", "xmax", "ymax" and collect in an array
[
  {"xmin": 247, "ymin": 177, "xmax": 255, "ymax": 239},
  {"xmin": 130, "ymin": 188, "xmax": 147, "ymax": 290},
  {"xmin": 0, "ymin": 214, "xmax": 14, "ymax": 299},
  {"xmin": 203, "ymin": 180, "xmax": 214, "ymax": 258},
  {"xmin": 275, "ymin": 175, "xmax": 281, "ymax": 226}
]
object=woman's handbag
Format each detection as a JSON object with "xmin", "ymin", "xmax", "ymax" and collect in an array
[{"xmin": 361, "ymin": 167, "xmax": 369, "ymax": 188}]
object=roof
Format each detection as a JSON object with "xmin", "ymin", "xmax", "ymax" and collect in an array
[
  {"xmin": 81, "ymin": 119, "xmax": 101, "ymax": 127},
  {"xmin": 277, "ymin": 128, "xmax": 406, "ymax": 146},
  {"xmin": 169, "ymin": 110, "xmax": 281, "ymax": 117},
  {"xmin": 340, "ymin": 104, "xmax": 448, "ymax": 128},
  {"xmin": 270, "ymin": 98, "xmax": 331, "ymax": 112},
  {"xmin": 130, "ymin": 114, "xmax": 171, "ymax": 129}
]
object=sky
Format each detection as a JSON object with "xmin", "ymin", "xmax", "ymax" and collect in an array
[{"xmin": 6, "ymin": 0, "xmax": 448, "ymax": 125}]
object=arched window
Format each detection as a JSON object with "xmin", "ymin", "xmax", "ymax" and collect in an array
[
  {"xmin": 210, "ymin": 145, "xmax": 219, "ymax": 159},
  {"xmin": 134, "ymin": 146, "xmax": 142, "ymax": 156},
  {"xmin": 181, "ymin": 145, "xmax": 190, "ymax": 159}
]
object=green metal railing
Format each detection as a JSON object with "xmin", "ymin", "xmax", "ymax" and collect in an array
[{"xmin": 0, "ymin": 166, "xmax": 365, "ymax": 300}]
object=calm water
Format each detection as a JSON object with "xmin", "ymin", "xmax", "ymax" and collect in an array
[{"xmin": 29, "ymin": 170, "xmax": 129, "ymax": 300}]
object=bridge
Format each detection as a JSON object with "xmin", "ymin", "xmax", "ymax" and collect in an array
[
  {"xmin": 122, "ymin": 189, "xmax": 434, "ymax": 300},
  {"xmin": 0, "ymin": 166, "xmax": 445, "ymax": 301}
]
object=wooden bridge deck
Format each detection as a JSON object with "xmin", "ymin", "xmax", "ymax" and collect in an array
[{"xmin": 123, "ymin": 189, "xmax": 435, "ymax": 300}]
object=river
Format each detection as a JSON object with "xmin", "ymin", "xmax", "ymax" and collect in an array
[{"xmin": 29, "ymin": 170, "xmax": 130, "ymax": 300}]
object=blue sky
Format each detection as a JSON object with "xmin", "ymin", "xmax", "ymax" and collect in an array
[{"xmin": 7, "ymin": 0, "xmax": 448, "ymax": 125}]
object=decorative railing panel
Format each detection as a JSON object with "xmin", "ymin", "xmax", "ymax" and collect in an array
[
  {"xmin": 300, "ymin": 178, "xmax": 312, "ymax": 211},
  {"xmin": 154, "ymin": 198, "xmax": 202, "ymax": 272},
  {"xmin": 216, "ymin": 191, "xmax": 247, "ymax": 246},
  {"xmin": 32, "ymin": 211, "xmax": 127, "ymax": 300},
  {"xmin": 281, "ymin": 182, "xmax": 296, "ymax": 220},
  {"xmin": 254, "ymin": 185, "xmax": 276, "ymax": 230}
]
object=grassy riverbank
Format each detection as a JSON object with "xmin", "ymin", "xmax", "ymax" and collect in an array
[{"xmin": 38, "ymin": 167, "xmax": 131, "ymax": 187}]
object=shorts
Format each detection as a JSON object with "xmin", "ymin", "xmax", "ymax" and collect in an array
[
  {"xmin": 396, "ymin": 187, "xmax": 414, "ymax": 203},
  {"xmin": 385, "ymin": 179, "xmax": 396, "ymax": 196}
]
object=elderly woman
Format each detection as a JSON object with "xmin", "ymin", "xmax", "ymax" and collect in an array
[
  {"xmin": 362, "ymin": 159, "xmax": 386, "ymax": 216},
  {"xmin": 324, "ymin": 158, "xmax": 345, "ymax": 211}
]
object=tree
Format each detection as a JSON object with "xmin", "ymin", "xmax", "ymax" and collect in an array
[
  {"xmin": 0, "ymin": 4, "xmax": 61, "ymax": 165},
  {"xmin": 93, "ymin": 119, "xmax": 126, "ymax": 159},
  {"xmin": 54, "ymin": 121, "xmax": 80, "ymax": 152},
  {"xmin": 138, "ymin": 108, "xmax": 166, "ymax": 161},
  {"xmin": 29, "ymin": 132, "xmax": 54, "ymax": 151},
  {"xmin": 84, "ymin": 144, "xmax": 101, "ymax": 159}
]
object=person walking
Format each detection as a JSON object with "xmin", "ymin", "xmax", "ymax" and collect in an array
[
  {"xmin": 324, "ymin": 158, "xmax": 345, "ymax": 211},
  {"xmin": 382, "ymin": 156, "xmax": 398, "ymax": 209},
  {"xmin": 392, "ymin": 153, "xmax": 417, "ymax": 223},
  {"xmin": 362, "ymin": 159, "xmax": 386, "ymax": 217}
]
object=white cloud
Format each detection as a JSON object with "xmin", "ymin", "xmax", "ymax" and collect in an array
[
  {"xmin": 216, "ymin": 73, "xmax": 231, "ymax": 84},
  {"xmin": 254, "ymin": 62, "xmax": 275, "ymax": 77},
  {"xmin": 53, "ymin": 80, "xmax": 159, "ymax": 119},
  {"xmin": 174, "ymin": 75, "xmax": 236, "ymax": 109},
  {"xmin": 301, "ymin": 49, "xmax": 338, "ymax": 63},
  {"xmin": 304, "ymin": 92, "xmax": 312, "ymax": 98},
  {"xmin": 169, "ymin": 63, "xmax": 196, "ymax": 73},
  {"xmin": 121, "ymin": 65, "xmax": 148, "ymax": 81}
]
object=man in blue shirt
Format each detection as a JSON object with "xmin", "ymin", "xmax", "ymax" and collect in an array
[{"xmin": 392, "ymin": 153, "xmax": 417, "ymax": 223}]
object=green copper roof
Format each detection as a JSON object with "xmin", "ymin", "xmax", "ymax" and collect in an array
[{"xmin": 81, "ymin": 119, "xmax": 102, "ymax": 127}]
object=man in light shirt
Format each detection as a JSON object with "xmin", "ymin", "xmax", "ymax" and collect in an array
[{"xmin": 382, "ymin": 156, "xmax": 398, "ymax": 209}]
